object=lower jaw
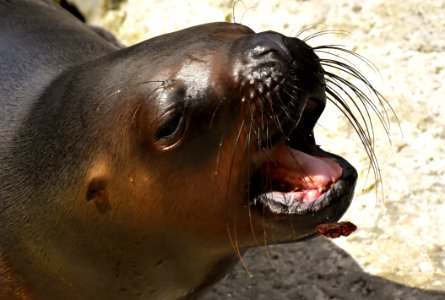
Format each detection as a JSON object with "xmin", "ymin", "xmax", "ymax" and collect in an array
[{"xmin": 249, "ymin": 148, "xmax": 358, "ymax": 228}]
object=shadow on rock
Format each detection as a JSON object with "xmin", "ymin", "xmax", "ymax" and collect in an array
[{"xmin": 203, "ymin": 237, "xmax": 444, "ymax": 300}]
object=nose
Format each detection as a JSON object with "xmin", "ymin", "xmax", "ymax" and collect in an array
[{"xmin": 250, "ymin": 31, "xmax": 293, "ymax": 62}]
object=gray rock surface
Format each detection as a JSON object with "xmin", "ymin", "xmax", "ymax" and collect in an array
[
  {"xmin": 71, "ymin": 0, "xmax": 445, "ymax": 297},
  {"xmin": 202, "ymin": 238, "xmax": 445, "ymax": 300}
]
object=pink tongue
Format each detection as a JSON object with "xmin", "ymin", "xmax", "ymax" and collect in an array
[{"xmin": 266, "ymin": 145, "xmax": 343, "ymax": 203}]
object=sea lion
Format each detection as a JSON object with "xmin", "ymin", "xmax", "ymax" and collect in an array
[{"xmin": 0, "ymin": 0, "xmax": 383, "ymax": 299}]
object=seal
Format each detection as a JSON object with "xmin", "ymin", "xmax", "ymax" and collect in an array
[{"xmin": 0, "ymin": 0, "xmax": 384, "ymax": 299}]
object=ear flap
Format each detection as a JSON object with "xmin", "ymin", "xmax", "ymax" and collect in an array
[{"xmin": 86, "ymin": 177, "xmax": 110, "ymax": 214}]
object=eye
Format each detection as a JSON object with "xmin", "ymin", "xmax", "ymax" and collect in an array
[{"xmin": 154, "ymin": 102, "xmax": 185, "ymax": 142}]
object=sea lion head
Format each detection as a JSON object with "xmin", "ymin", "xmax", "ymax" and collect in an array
[
  {"xmin": 78, "ymin": 22, "xmax": 366, "ymax": 251},
  {"xmin": 4, "ymin": 21, "xmax": 383, "ymax": 298}
]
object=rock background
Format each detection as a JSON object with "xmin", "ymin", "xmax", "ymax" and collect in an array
[{"xmin": 71, "ymin": 0, "xmax": 445, "ymax": 298}]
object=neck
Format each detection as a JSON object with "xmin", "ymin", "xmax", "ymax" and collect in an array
[{"xmin": 0, "ymin": 236, "xmax": 237, "ymax": 299}]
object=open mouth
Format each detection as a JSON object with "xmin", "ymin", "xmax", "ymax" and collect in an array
[
  {"xmin": 249, "ymin": 97, "xmax": 358, "ymax": 217},
  {"xmin": 235, "ymin": 32, "xmax": 363, "ymax": 223}
]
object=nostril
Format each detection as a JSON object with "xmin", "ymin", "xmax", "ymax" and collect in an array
[{"xmin": 251, "ymin": 31, "xmax": 293, "ymax": 62}]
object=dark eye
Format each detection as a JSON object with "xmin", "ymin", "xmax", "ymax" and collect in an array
[{"xmin": 155, "ymin": 103, "xmax": 185, "ymax": 141}]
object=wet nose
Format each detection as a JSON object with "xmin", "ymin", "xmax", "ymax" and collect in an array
[{"xmin": 250, "ymin": 31, "xmax": 293, "ymax": 62}]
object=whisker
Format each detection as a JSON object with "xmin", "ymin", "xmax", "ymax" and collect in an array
[
  {"xmin": 325, "ymin": 86, "xmax": 383, "ymax": 194},
  {"xmin": 226, "ymin": 224, "xmax": 251, "ymax": 276},
  {"xmin": 314, "ymin": 45, "xmax": 379, "ymax": 70},
  {"xmin": 209, "ymin": 98, "xmax": 224, "ymax": 129},
  {"xmin": 316, "ymin": 46, "xmax": 399, "ymax": 131},
  {"xmin": 302, "ymin": 30, "xmax": 351, "ymax": 42},
  {"xmin": 225, "ymin": 119, "xmax": 246, "ymax": 199},
  {"xmin": 324, "ymin": 74, "xmax": 376, "ymax": 148}
]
